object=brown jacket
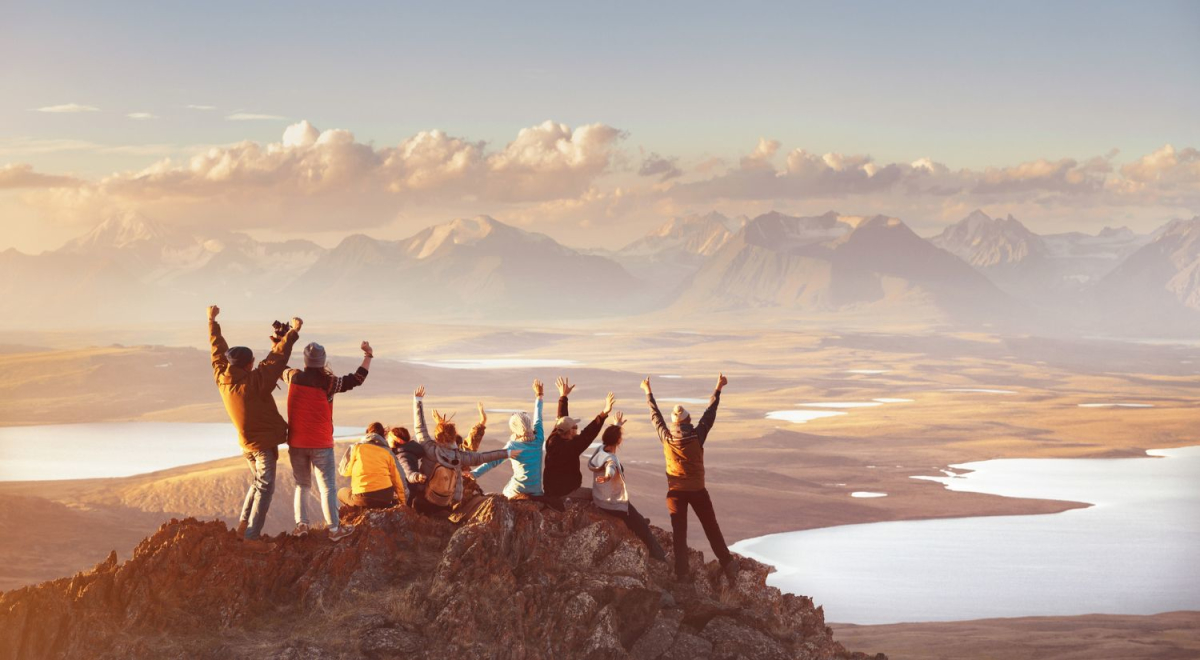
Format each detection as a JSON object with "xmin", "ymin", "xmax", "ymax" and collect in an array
[
  {"xmin": 209, "ymin": 320, "xmax": 298, "ymax": 452},
  {"xmin": 648, "ymin": 390, "xmax": 720, "ymax": 491}
]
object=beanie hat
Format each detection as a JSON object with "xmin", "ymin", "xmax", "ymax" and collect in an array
[
  {"xmin": 555, "ymin": 416, "xmax": 581, "ymax": 433},
  {"xmin": 303, "ymin": 342, "xmax": 326, "ymax": 369},
  {"xmin": 671, "ymin": 405, "xmax": 691, "ymax": 425},
  {"xmin": 225, "ymin": 346, "xmax": 253, "ymax": 368},
  {"xmin": 509, "ymin": 412, "xmax": 533, "ymax": 441}
]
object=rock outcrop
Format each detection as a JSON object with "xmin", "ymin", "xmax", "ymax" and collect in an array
[{"xmin": 0, "ymin": 497, "xmax": 885, "ymax": 660}]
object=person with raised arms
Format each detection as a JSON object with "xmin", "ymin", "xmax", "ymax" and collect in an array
[
  {"xmin": 283, "ymin": 340, "xmax": 373, "ymax": 541},
  {"xmin": 642, "ymin": 373, "xmax": 738, "ymax": 583},
  {"xmin": 543, "ymin": 377, "xmax": 614, "ymax": 503},
  {"xmin": 207, "ymin": 305, "xmax": 299, "ymax": 551},
  {"xmin": 587, "ymin": 411, "xmax": 667, "ymax": 561},
  {"xmin": 409, "ymin": 386, "xmax": 521, "ymax": 518},
  {"xmin": 471, "ymin": 379, "xmax": 547, "ymax": 502}
]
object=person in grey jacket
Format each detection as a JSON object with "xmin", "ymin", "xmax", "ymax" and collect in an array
[
  {"xmin": 408, "ymin": 386, "xmax": 520, "ymax": 518},
  {"xmin": 588, "ymin": 412, "xmax": 666, "ymax": 561}
]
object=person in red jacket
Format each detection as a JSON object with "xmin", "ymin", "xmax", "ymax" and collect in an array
[{"xmin": 283, "ymin": 340, "xmax": 373, "ymax": 541}]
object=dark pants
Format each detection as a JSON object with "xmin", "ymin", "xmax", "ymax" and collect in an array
[
  {"xmin": 601, "ymin": 503, "xmax": 666, "ymax": 561},
  {"xmin": 666, "ymin": 488, "xmax": 732, "ymax": 577},
  {"xmin": 337, "ymin": 486, "xmax": 397, "ymax": 510}
]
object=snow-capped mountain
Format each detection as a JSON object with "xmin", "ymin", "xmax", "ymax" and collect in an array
[
  {"xmin": 289, "ymin": 216, "xmax": 645, "ymax": 320},
  {"xmin": 1091, "ymin": 217, "xmax": 1200, "ymax": 328},
  {"xmin": 673, "ymin": 211, "xmax": 1014, "ymax": 323},
  {"xmin": 930, "ymin": 210, "xmax": 1151, "ymax": 305},
  {"xmin": 611, "ymin": 212, "xmax": 739, "ymax": 286},
  {"xmin": 930, "ymin": 210, "xmax": 1046, "ymax": 269}
]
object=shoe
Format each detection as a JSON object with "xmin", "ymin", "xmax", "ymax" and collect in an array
[
  {"xmin": 328, "ymin": 524, "xmax": 354, "ymax": 542},
  {"xmin": 292, "ymin": 523, "xmax": 310, "ymax": 537},
  {"xmin": 241, "ymin": 537, "xmax": 276, "ymax": 553},
  {"xmin": 235, "ymin": 520, "xmax": 248, "ymax": 538},
  {"xmin": 721, "ymin": 557, "xmax": 740, "ymax": 584}
]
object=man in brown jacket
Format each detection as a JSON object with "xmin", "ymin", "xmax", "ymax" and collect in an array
[
  {"xmin": 208, "ymin": 305, "xmax": 300, "ymax": 546},
  {"xmin": 642, "ymin": 373, "xmax": 737, "ymax": 583}
]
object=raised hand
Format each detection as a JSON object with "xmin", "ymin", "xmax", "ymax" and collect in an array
[
  {"xmin": 640, "ymin": 377, "xmax": 652, "ymax": 395},
  {"xmin": 533, "ymin": 379, "xmax": 544, "ymax": 398},
  {"xmin": 207, "ymin": 305, "xmax": 220, "ymax": 320},
  {"xmin": 477, "ymin": 402, "xmax": 487, "ymax": 425},
  {"xmin": 290, "ymin": 317, "xmax": 303, "ymax": 332},
  {"xmin": 414, "ymin": 385, "xmax": 425, "ymax": 398},
  {"xmin": 556, "ymin": 376, "xmax": 575, "ymax": 397},
  {"xmin": 361, "ymin": 341, "xmax": 373, "ymax": 357},
  {"xmin": 613, "ymin": 411, "xmax": 625, "ymax": 427},
  {"xmin": 603, "ymin": 392, "xmax": 616, "ymax": 416},
  {"xmin": 716, "ymin": 373, "xmax": 728, "ymax": 392},
  {"xmin": 433, "ymin": 410, "xmax": 447, "ymax": 425}
]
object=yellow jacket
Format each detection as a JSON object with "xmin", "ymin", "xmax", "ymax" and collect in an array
[{"xmin": 339, "ymin": 435, "xmax": 404, "ymax": 500}]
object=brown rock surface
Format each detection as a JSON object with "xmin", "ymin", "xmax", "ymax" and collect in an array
[{"xmin": 0, "ymin": 497, "xmax": 884, "ymax": 660}]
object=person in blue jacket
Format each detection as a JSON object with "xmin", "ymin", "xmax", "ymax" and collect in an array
[{"xmin": 472, "ymin": 379, "xmax": 547, "ymax": 500}]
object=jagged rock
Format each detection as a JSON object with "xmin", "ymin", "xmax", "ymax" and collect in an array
[{"xmin": 0, "ymin": 496, "xmax": 883, "ymax": 659}]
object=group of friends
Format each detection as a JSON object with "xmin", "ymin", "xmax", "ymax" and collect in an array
[{"xmin": 207, "ymin": 306, "xmax": 739, "ymax": 582}]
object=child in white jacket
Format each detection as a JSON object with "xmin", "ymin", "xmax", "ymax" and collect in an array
[{"xmin": 588, "ymin": 412, "xmax": 666, "ymax": 561}]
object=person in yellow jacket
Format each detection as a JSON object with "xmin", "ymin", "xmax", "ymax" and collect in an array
[{"xmin": 337, "ymin": 422, "xmax": 404, "ymax": 510}]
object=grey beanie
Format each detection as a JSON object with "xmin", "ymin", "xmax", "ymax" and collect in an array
[{"xmin": 303, "ymin": 342, "xmax": 326, "ymax": 369}]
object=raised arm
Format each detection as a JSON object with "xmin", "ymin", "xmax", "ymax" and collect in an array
[
  {"xmin": 332, "ymin": 341, "xmax": 373, "ymax": 394},
  {"xmin": 250, "ymin": 317, "xmax": 301, "ymax": 393},
  {"xmin": 532, "ymin": 379, "xmax": 545, "ymax": 445},
  {"xmin": 575, "ymin": 392, "xmax": 614, "ymax": 450},
  {"xmin": 461, "ymin": 446, "xmax": 513, "ymax": 469},
  {"xmin": 555, "ymin": 376, "xmax": 574, "ymax": 418},
  {"xmin": 641, "ymin": 377, "xmax": 671, "ymax": 444},
  {"xmin": 696, "ymin": 373, "xmax": 727, "ymax": 446},
  {"xmin": 413, "ymin": 386, "xmax": 432, "ymax": 444},
  {"xmin": 463, "ymin": 404, "xmax": 486, "ymax": 452},
  {"xmin": 207, "ymin": 306, "xmax": 229, "ymax": 383}
]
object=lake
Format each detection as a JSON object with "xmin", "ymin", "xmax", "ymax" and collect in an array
[
  {"xmin": 731, "ymin": 446, "xmax": 1200, "ymax": 624},
  {"xmin": 0, "ymin": 423, "xmax": 362, "ymax": 481}
]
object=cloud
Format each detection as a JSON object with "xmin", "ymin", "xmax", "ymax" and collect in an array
[
  {"xmin": 34, "ymin": 103, "xmax": 100, "ymax": 113},
  {"xmin": 127, "ymin": 112, "xmax": 158, "ymax": 120},
  {"xmin": 186, "ymin": 105, "xmax": 216, "ymax": 111},
  {"xmin": 226, "ymin": 112, "xmax": 288, "ymax": 121},
  {"xmin": 1115, "ymin": 145, "xmax": 1200, "ymax": 203},
  {"xmin": 0, "ymin": 164, "xmax": 83, "ymax": 189},
  {"xmin": 638, "ymin": 153, "xmax": 682, "ymax": 181},
  {"xmin": 18, "ymin": 119, "xmax": 624, "ymax": 232}
]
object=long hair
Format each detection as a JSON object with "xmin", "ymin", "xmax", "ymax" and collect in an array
[{"xmin": 365, "ymin": 421, "xmax": 386, "ymax": 438}]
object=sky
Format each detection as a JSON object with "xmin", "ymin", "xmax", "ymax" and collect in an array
[{"xmin": 2, "ymin": 1, "xmax": 1198, "ymax": 253}]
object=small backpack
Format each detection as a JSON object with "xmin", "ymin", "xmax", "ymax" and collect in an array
[{"xmin": 425, "ymin": 448, "xmax": 461, "ymax": 507}]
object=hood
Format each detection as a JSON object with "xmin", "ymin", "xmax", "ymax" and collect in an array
[{"xmin": 588, "ymin": 446, "xmax": 613, "ymax": 472}]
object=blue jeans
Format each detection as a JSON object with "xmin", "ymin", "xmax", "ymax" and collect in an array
[
  {"xmin": 240, "ymin": 447, "xmax": 278, "ymax": 540},
  {"xmin": 290, "ymin": 446, "xmax": 338, "ymax": 529}
]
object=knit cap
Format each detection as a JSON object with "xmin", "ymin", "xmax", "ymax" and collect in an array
[
  {"xmin": 509, "ymin": 412, "xmax": 533, "ymax": 441},
  {"xmin": 671, "ymin": 405, "xmax": 691, "ymax": 425},
  {"xmin": 303, "ymin": 342, "xmax": 326, "ymax": 369},
  {"xmin": 225, "ymin": 346, "xmax": 253, "ymax": 368}
]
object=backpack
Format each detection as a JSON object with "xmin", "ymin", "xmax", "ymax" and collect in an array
[{"xmin": 425, "ymin": 448, "xmax": 461, "ymax": 507}]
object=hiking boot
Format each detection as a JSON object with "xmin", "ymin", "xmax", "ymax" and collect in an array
[
  {"xmin": 235, "ymin": 520, "xmax": 248, "ymax": 538},
  {"xmin": 721, "ymin": 557, "xmax": 740, "ymax": 584},
  {"xmin": 241, "ymin": 537, "xmax": 276, "ymax": 553},
  {"xmin": 328, "ymin": 524, "xmax": 354, "ymax": 542},
  {"xmin": 292, "ymin": 523, "xmax": 310, "ymax": 537}
]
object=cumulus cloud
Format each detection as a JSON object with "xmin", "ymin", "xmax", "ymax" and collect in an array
[
  {"xmin": 18, "ymin": 119, "xmax": 625, "ymax": 232},
  {"xmin": 638, "ymin": 153, "xmax": 682, "ymax": 181},
  {"xmin": 34, "ymin": 103, "xmax": 100, "ymax": 113},
  {"xmin": 0, "ymin": 164, "xmax": 83, "ymax": 189}
]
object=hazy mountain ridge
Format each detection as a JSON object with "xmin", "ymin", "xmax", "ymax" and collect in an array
[{"xmin": 2, "ymin": 209, "xmax": 1196, "ymax": 333}]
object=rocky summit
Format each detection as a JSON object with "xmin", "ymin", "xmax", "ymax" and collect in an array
[{"xmin": 0, "ymin": 497, "xmax": 885, "ymax": 660}]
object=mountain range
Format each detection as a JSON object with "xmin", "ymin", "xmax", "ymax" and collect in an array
[{"xmin": 4, "ymin": 209, "xmax": 1200, "ymax": 334}]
